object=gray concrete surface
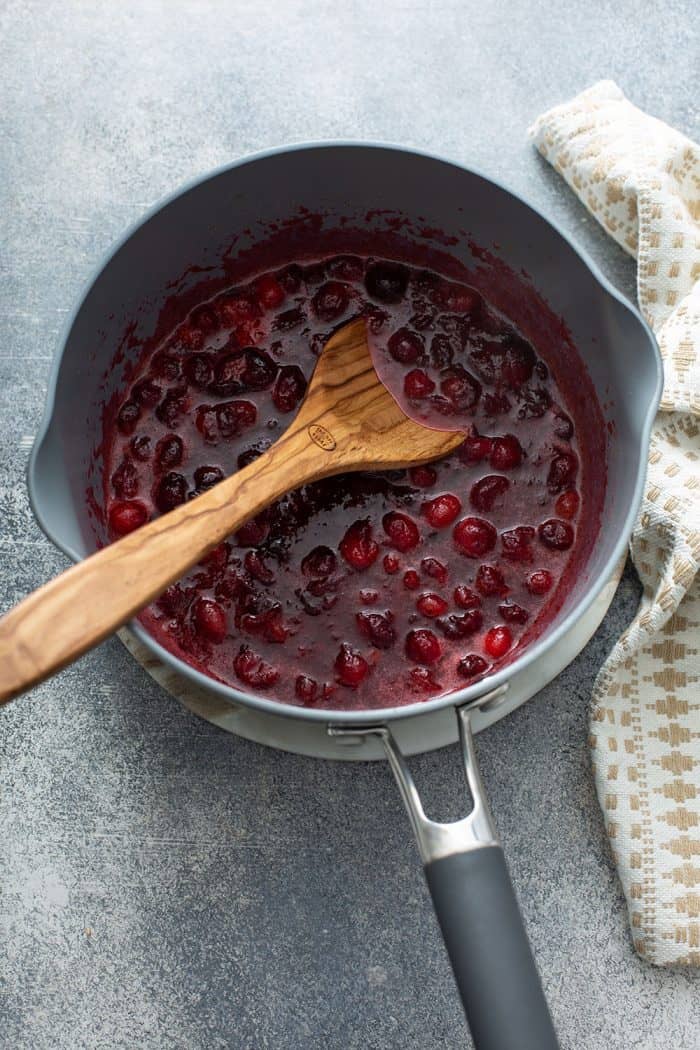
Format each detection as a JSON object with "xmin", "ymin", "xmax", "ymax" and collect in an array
[{"xmin": 1, "ymin": 2, "xmax": 699, "ymax": 1047}]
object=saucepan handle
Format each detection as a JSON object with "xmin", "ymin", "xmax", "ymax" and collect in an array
[{"xmin": 331, "ymin": 696, "xmax": 559, "ymax": 1050}]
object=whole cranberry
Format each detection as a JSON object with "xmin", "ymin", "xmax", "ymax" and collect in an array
[
  {"xmin": 312, "ymin": 280, "xmax": 350, "ymax": 321},
  {"xmin": 132, "ymin": 379, "xmax": 162, "ymax": 406},
  {"xmin": 256, "ymin": 273, "xmax": 286, "ymax": 310},
  {"xmin": 528, "ymin": 569, "xmax": 554, "ymax": 595},
  {"xmin": 484, "ymin": 625, "xmax": 513, "ymax": 659},
  {"xmin": 453, "ymin": 517, "xmax": 497, "ymax": 558},
  {"xmin": 409, "ymin": 465, "xmax": 437, "ymax": 488},
  {"xmin": 422, "ymin": 493, "xmax": 462, "ymax": 529},
  {"xmin": 111, "ymin": 458, "xmax": 139, "ymax": 499},
  {"xmin": 404, "ymin": 368, "xmax": 435, "ymax": 399},
  {"xmin": 553, "ymin": 412, "xmax": 574, "ymax": 439},
  {"xmin": 405, "ymin": 628, "xmax": 442, "ymax": 665},
  {"xmin": 538, "ymin": 519, "xmax": 575, "ymax": 550},
  {"xmin": 383, "ymin": 553, "xmax": 400, "ymax": 574},
  {"xmin": 382, "ymin": 511, "xmax": 420, "ymax": 552},
  {"xmin": 272, "ymin": 366, "xmax": 307, "ymax": 413},
  {"xmin": 155, "ymin": 472, "xmax": 187, "ymax": 513},
  {"xmin": 155, "ymin": 434, "xmax": 184, "ymax": 469},
  {"xmin": 470, "ymin": 475, "xmax": 510, "ymax": 513},
  {"xmin": 334, "ymin": 643, "xmax": 370, "ymax": 687},
  {"xmin": 490, "ymin": 435, "xmax": 523, "ymax": 471},
  {"xmin": 459, "ymin": 434, "xmax": 493, "ymax": 463},
  {"xmin": 416, "ymin": 593, "xmax": 449, "ymax": 618},
  {"xmin": 194, "ymin": 465, "xmax": 224, "ymax": 491},
  {"xmin": 130, "ymin": 435, "xmax": 152, "ymax": 461},
  {"xmin": 117, "ymin": 400, "xmax": 141, "ymax": 435},
  {"xmin": 388, "ymin": 328, "xmax": 423, "ymax": 364},
  {"xmin": 403, "ymin": 569, "xmax": 420, "ymax": 590},
  {"xmin": 457, "ymin": 654, "xmax": 489, "ymax": 680},
  {"xmin": 192, "ymin": 597, "xmax": 227, "ymax": 643},
  {"xmin": 216, "ymin": 399, "xmax": 257, "ymax": 438},
  {"xmin": 184, "ymin": 353, "xmax": 215, "ymax": 388},
  {"xmin": 440, "ymin": 365, "xmax": 481, "ymax": 410},
  {"xmin": 365, "ymin": 261, "xmax": 409, "ymax": 303},
  {"xmin": 242, "ymin": 349, "xmax": 277, "ymax": 390},
  {"xmin": 555, "ymin": 490, "xmax": 580, "ymax": 520},
  {"xmin": 108, "ymin": 499, "xmax": 148, "ymax": 536},
  {"xmin": 339, "ymin": 519, "xmax": 379, "ymax": 570}
]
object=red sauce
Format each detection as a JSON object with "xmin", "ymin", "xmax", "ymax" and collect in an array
[{"xmin": 102, "ymin": 253, "xmax": 599, "ymax": 710}]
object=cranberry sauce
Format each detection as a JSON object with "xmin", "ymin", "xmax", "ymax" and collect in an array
[{"xmin": 103, "ymin": 255, "xmax": 587, "ymax": 710}]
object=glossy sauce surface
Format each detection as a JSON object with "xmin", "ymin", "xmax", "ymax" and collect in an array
[{"xmin": 103, "ymin": 255, "xmax": 588, "ymax": 709}]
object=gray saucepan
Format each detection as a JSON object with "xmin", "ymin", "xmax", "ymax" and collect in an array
[{"xmin": 27, "ymin": 143, "xmax": 661, "ymax": 1049}]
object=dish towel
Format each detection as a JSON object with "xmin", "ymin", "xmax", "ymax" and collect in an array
[{"xmin": 529, "ymin": 81, "xmax": 700, "ymax": 966}]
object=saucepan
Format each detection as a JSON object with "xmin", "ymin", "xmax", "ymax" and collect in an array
[{"xmin": 27, "ymin": 144, "xmax": 661, "ymax": 1049}]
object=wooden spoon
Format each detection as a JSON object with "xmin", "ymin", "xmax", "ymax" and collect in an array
[{"xmin": 0, "ymin": 318, "xmax": 463, "ymax": 704}]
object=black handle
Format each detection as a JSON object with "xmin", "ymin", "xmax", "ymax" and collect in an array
[{"xmin": 425, "ymin": 845, "xmax": 559, "ymax": 1050}]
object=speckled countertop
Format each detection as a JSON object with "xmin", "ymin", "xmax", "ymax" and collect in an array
[{"xmin": 1, "ymin": 2, "xmax": 699, "ymax": 1048}]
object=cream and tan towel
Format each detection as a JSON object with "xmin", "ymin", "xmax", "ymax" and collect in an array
[{"xmin": 530, "ymin": 81, "xmax": 700, "ymax": 966}]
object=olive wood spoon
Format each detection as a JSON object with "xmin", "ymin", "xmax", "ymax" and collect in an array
[{"xmin": 0, "ymin": 318, "xmax": 462, "ymax": 703}]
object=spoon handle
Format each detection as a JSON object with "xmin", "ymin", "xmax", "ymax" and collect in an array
[{"xmin": 0, "ymin": 423, "xmax": 320, "ymax": 704}]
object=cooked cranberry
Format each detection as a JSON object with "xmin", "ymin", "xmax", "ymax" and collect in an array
[
  {"xmin": 234, "ymin": 646, "xmax": 279, "ymax": 689},
  {"xmin": 490, "ymin": 435, "xmax": 523, "ymax": 470},
  {"xmin": 437, "ymin": 609, "xmax": 483, "ymax": 639},
  {"xmin": 553, "ymin": 412, "xmax": 574, "ymax": 439},
  {"xmin": 175, "ymin": 323, "xmax": 205, "ymax": 351},
  {"xmin": 457, "ymin": 654, "xmax": 489, "ymax": 680},
  {"xmin": 273, "ymin": 306, "xmax": 305, "ymax": 331},
  {"xmin": 195, "ymin": 405, "xmax": 218, "ymax": 443},
  {"xmin": 272, "ymin": 365, "xmax": 307, "ymax": 413},
  {"xmin": 334, "ymin": 643, "xmax": 369, "ymax": 687},
  {"xmin": 365, "ymin": 261, "xmax": 409, "ymax": 303},
  {"xmin": 155, "ymin": 471, "xmax": 187, "ymax": 513},
  {"xmin": 383, "ymin": 553, "xmax": 400, "ymax": 574},
  {"xmin": 403, "ymin": 569, "xmax": 420, "ymax": 590},
  {"xmin": 555, "ymin": 490, "xmax": 580, "ymax": 519},
  {"xmin": 453, "ymin": 517, "xmax": 497, "ymax": 558},
  {"xmin": 408, "ymin": 667, "xmax": 442, "ymax": 692},
  {"xmin": 517, "ymin": 385, "xmax": 552, "ymax": 418},
  {"xmin": 111, "ymin": 458, "xmax": 139, "ymax": 498},
  {"xmin": 117, "ymin": 400, "xmax": 140, "ymax": 435},
  {"xmin": 501, "ymin": 526, "xmax": 535, "ymax": 562},
  {"xmin": 405, "ymin": 628, "xmax": 442, "ymax": 665},
  {"xmin": 211, "ymin": 351, "xmax": 247, "ymax": 396},
  {"xmin": 156, "ymin": 583, "xmax": 192, "ymax": 618},
  {"xmin": 241, "ymin": 349, "xmax": 276, "ymax": 390},
  {"xmin": 155, "ymin": 389, "xmax": 189, "ymax": 427},
  {"xmin": 538, "ymin": 519, "xmax": 574, "ymax": 550},
  {"xmin": 237, "ymin": 441, "xmax": 270, "ymax": 469},
  {"xmin": 476, "ymin": 564, "xmax": 508, "ymax": 597},
  {"xmin": 302, "ymin": 546, "xmax": 337, "ymax": 578},
  {"xmin": 527, "ymin": 569, "xmax": 554, "ymax": 595},
  {"xmin": 439, "ymin": 365, "xmax": 481, "ymax": 410},
  {"xmin": 475, "ymin": 335, "xmax": 535, "ymax": 389},
  {"xmin": 383, "ymin": 511, "xmax": 420, "ymax": 552},
  {"xmin": 453, "ymin": 585, "xmax": 481, "ymax": 609},
  {"xmin": 548, "ymin": 452, "xmax": 578, "ymax": 494},
  {"xmin": 416, "ymin": 593, "xmax": 449, "ymax": 618},
  {"xmin": 483, "ymin": 393, "xmax": 512, "ymax": 416},
  {"xmin": 433, "ymin": 281, "xmax": 481, "ymax": 314},
  {"xmin": 216, "ymin": 400, "xmax": 257, "ymax": 438},
  {"xmin": 410, "ymin": 465, "xmax": 438, "ymax": 487},
  {"xmin": 459, "ymin": 435, "xmax": 493, "ymax": 463},
  {"xmin": 359, "ymin": 589, "xmax": 379, "ymax": 605},
  {"xmin": 484, "ymin": 625, "xmax": 512, "ymax": 659},
  {"xmin": 356, "ymin": 611, "xmax": 396, "ymax": 649},
  {"xmin": 421, "ymin": 556, "xmax": 448, "ymax": 584},
  {"xmin": 499, "ymin": 602, "xmax": 529, "ymax": 624},
  {"xmin": 388, "ymin": 328, "xmax": 422, "ymax": 364},
  {"xmin": 339, "ymin": 519, "xmax": 379, "ymax": 569},
  {"xmin": 151, "ymin": 350, "xmax": 182, "ymax": 381},
  {"xmin": 422, "ymin": 493, "xmax": 462, "ymax": 529},
  {"xmin": 132, "ymin": 379, "xmax": 162, "ymax": 406},
  {"xmin": 244, "ymin": 550, "xmax": 275, "ymax": 583},
  {"xmin": 108, "ymin": 499, "xmax": 148, "ymax": 536},
  {"xmin": 200, "ymin": 542, "xmax": 230, "ymax": 572},
  {"xmin": 155, "ymin": 434, "xmax": 184, "ymax": 469},
  {"xmin": 295, "ymin": 674, "xmax": 318, "ymax": 704},
  {"xmin": 130, "ymin": 434, "xmax": 152, "ymax": 461},
  {"xmin": 194, "ymin": 464, "xmax": 224, "ymax": 491},
  {"xmin": 219, "ymin": 294, "xmax": 260, "ymax": 327},
  {"xmin": 364, "ymin": 305, "xmax": 389, "ymax": 333},
  {"xmin": 255, "ymin": 273, "xmax": 286, "ymax": 310},
  {"xmin": 184, "ymin": 353, "xmax": 215, "ymax": 388},
  {"xmin": 277, "ymin": 264, "xmax": 303, "ymax": 293},
  {"xmin": 470, "ymin": 475, "xmax": 510, "ymax": 512},
  {"xmin": 429, "ymin": 334, "xmax": 453, "ymax": 368},
  {"xmin": 404, "ymin": 368, "xmax": 435, "ymax": 399},
  {"xmin": 192, "ymin": 597, "xmax": 227, "ymax": 643},
  {"xmin": 327, "ymin": 255, "xmax": 363, "ymax": 280},
  {"xmin": 236, "ymin": 516, "xmax": 269, "ymax": 547},
  {"xmin": 312, "ymin": 280, "xmax": 349, "ymax": 321}
]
